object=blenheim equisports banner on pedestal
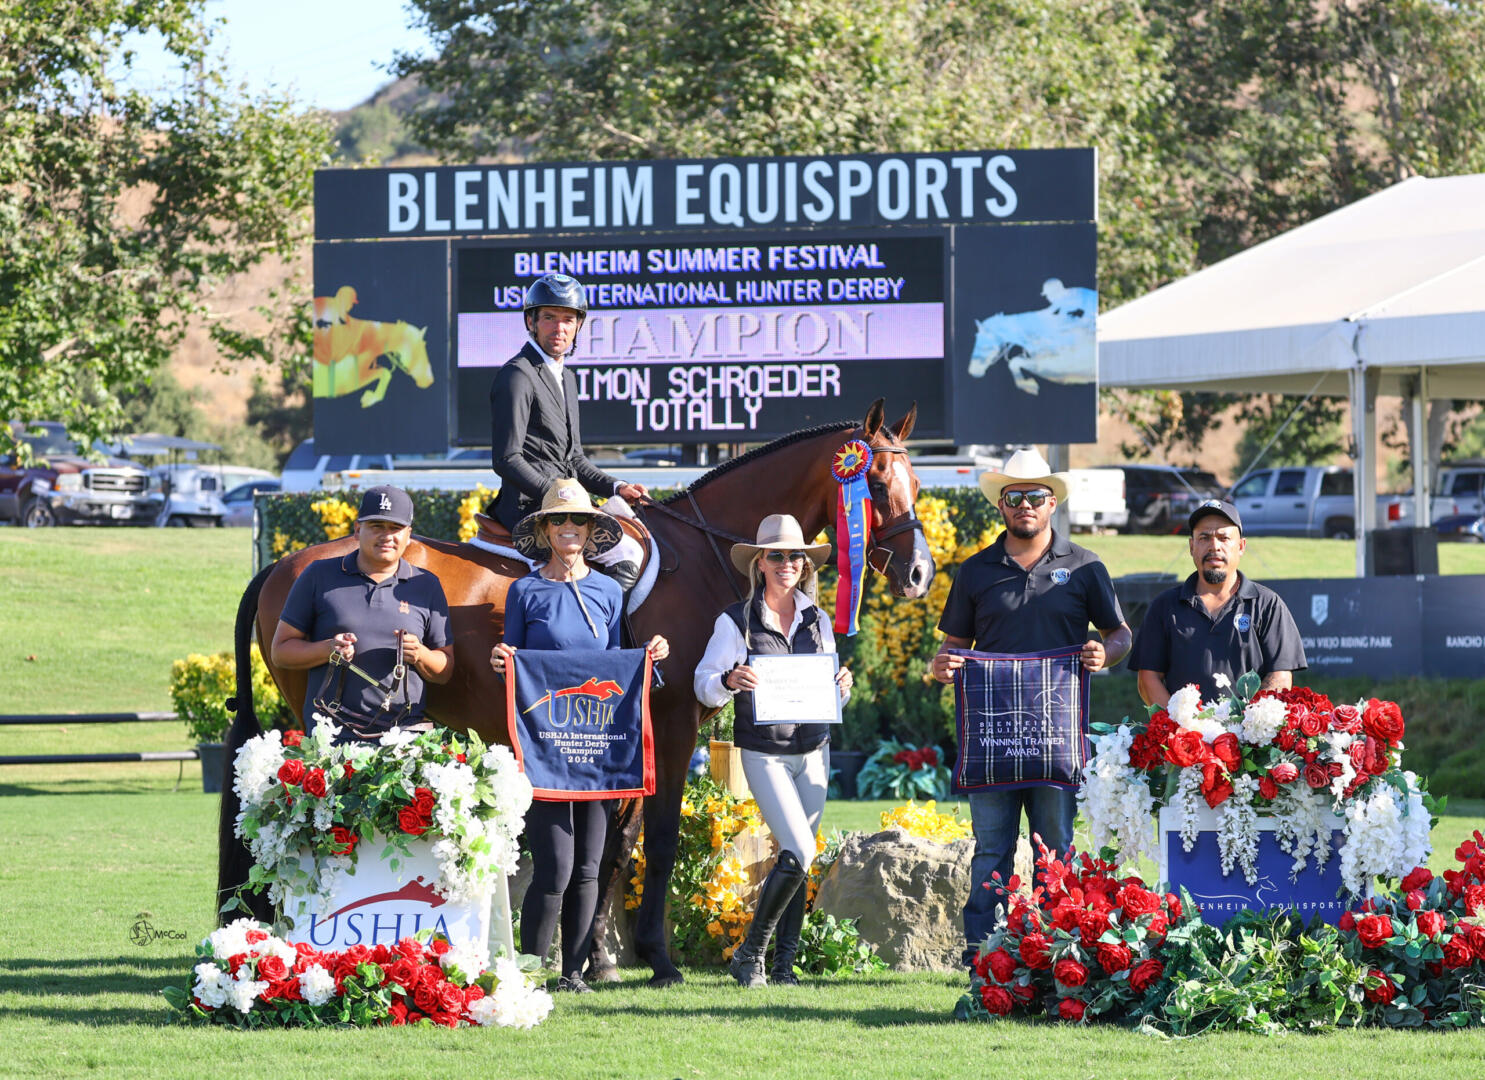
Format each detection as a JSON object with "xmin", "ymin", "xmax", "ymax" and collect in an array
[
  {"xmin": 951, "ymin": 645, "xmax": 1091, "ymax": 793},
  {"xmin": 505, "ymin": 648, "xmax": 655, "ymax": 800}
]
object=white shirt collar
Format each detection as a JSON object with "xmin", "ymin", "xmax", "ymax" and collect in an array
[{"xmin": 757, "ymin": 589, "xmax": 816, "ymax": 638}]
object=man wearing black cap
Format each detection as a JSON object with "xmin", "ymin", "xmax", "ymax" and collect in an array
[
  {"xmin": 271, "ymin": 485, "xmax": 454, "ymax": 739},
  {"xmin": 1129, "ymin": 498, "xmax": 1306, "ymax": 706}
]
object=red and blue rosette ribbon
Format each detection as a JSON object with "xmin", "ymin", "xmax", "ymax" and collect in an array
[{"xmin": 831, "ymin": 439, "xmax": 874, "ymax": 636}]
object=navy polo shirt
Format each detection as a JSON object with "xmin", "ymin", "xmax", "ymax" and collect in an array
[
  {"xmin": 1129, "ymin": 571, "xmax": 1307, "ymax": 701},
  {"xmin": 279, "ymin": 552, "xmax": 451, "ymax": 726},
  {"xmin": 938, "ymin": 531, "xmax": 1125, "ymax": 653}
]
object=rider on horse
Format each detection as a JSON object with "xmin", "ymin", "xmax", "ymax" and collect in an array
[{"xmin": 488, "ymin": 273, "xmax": 648, "ymax": 584}]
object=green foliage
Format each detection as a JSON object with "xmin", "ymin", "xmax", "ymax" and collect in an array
[
  {"xmin": 1155, "ymin": 911, "xmax": 1371, "ymax": 1035},
  {"xmin": 795, "ymin": 910, "xmax": 887, "ymax": 976},
  {"xmin": 334, "ymin": 102, "xmax": 423, "ymax": 163},
  {"xmin": 854, "ymin": 739, "xmax": 950, "ymax": 802},
  {"xmin": 0, "ymin": 1, "xmax": 332, "ymax": 459},
  {"xmin": 1232, "ymin": 396, "xmax": 1350, "ymax": 473},
  {"xmin": 169, "ymin": 645, "xmax": 291, "ymax": 743}
]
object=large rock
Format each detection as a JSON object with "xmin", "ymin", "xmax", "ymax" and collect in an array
[{"xmin": 812, "ymin": 828, "xmax": 1035, "ymax": 971}]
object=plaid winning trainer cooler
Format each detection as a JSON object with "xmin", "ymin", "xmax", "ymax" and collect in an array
[{"xmin": 951, "ymin": 645, "xmax": 1091, "ymax": 793}]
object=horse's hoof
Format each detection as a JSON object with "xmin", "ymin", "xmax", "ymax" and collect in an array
[
  {"xmin": 587, "ymin": 963, "xmax": 622, "ymax": 984},
  {"xmin": 646, "ymin": 970, "xmax": 685, "ymax": 989}
]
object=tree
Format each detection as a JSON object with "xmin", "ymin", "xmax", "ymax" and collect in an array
[
  {"xmin": 394, "ymin": 0, "xmax": 1197, "ymax": 307},
  {"xmin": 0, "ymin": 1, "xmax": 331, "ymax": 459}
]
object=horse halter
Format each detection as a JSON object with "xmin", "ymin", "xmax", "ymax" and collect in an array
[{"xmin": 863, "ymin": 443, "xmax": 925, "ymax": 577}]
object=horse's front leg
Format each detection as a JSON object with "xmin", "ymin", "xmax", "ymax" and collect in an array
[
  {"xmin": 360, "ymin": 362, "xmax": 393, "ymax": 408},
  {"xmin": 587, "ymin": 796, "xmax": 642, "ymax": 982},
  {"xmin": 634, "ymin": 734, "xmax": 691, "ymax": 987}
]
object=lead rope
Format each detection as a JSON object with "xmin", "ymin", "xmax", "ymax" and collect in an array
[{"xmin": 550, "ymin": 547, "xmax": 603, "ymax": 640}]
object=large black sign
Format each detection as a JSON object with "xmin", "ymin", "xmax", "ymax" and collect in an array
[
  {"xmin": 312, "ymin": 150, "xmax": 1097, "ymax": 452},
  {"xmin": 316, "ymin": 150, "xmax": 1095, "ymax": 241}
]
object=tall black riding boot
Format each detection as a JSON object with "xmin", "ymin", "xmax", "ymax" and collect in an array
[
  {"xmin": 729, "ymin": 850, "xmax": 806, "ymax": 989},
  {"xmin": 769, "ymin": 883, "xmax": 808, "ymax": 986}
]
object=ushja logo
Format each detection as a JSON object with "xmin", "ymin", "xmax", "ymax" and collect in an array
[{"xmin": 523, "ymin": 676, "xmax": 625, "ymax": 729}]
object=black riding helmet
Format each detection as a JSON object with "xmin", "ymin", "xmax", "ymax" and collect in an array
[{"xmin": 522, "ymin": 273, "xmax": 587, "ymax": 329}]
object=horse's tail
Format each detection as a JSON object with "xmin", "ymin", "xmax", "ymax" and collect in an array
[{"xmin": 216, "ymin": 561, "xmax": 278, "ymax": 925}]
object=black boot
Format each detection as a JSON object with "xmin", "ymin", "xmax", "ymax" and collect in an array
[
  {"xmin": 729, "ymin": 850, "xmax": 806, "ymax": 989},
  {"xmin": 769, "ymin": 884, "xmax": 808, "ymax": 986}
]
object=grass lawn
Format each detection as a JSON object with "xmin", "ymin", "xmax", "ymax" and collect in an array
[{"xmin": 3, "ymin": 784, "xmax": 1485, "ymax": 1079}]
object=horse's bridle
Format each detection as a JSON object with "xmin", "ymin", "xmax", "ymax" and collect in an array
[{"xmin": 864, "ymin": 445, "xmax": 925, "ymax": 577}]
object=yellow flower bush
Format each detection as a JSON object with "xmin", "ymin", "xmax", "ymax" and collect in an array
[
  {"xmin": 309, "ymin": 497, "xmax": 357, "ymax": 540},
  {"xmin": 170, "ymin": 644, "xmax": 291, "ymax": 743},
  {"xmin": 270, "ymin": 529, "xmax": 306, "ymax": 558},
  {"xmin": 880, "ymin": 800, "xmax": 973, "ymax": 843},
  {"xmin": 457, "ymin": 484, "xmax": 496, "ymax": 541}
]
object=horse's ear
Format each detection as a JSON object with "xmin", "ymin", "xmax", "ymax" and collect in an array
[
  {"xmin": 890, "ymin": 402, "xmax": 917, "ymax": 443},
  {"xmin": 863, "ymin": 397, "xmax": 885, "ymax": 437},
  {"xmin": 975, "ymin": 318, "xmax": 983, "ymax": 330}
]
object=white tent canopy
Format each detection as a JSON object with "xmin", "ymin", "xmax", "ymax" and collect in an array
[{"xmin": 1098, "ymin": 173, "xmax": 1485, "ymax": 573}]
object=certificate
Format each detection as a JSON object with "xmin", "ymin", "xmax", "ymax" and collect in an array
[{"xmin": 747, "ymin": 653, "xmax": 842, "ymax": 725}]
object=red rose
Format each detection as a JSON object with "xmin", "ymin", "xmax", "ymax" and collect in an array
[
  {"xmin": 398, "ymin": 806, "xmax": 430, "ymax": 837},
  {"xmin": 1166, "ymin": 730, "xmax": 1208, "ymax": 769},
  {"xmin": 1364, "ymin": 736, "xmax": 1390, "ymax": 776},
  {"xmin": 1364, "ymin": 969, "xmax": 1397, "ymax": 1005},
  {"xmin": 893, "ymin": 750, "xmax": 912, "ymax": 766},
  {"xmin": 1128, "ymin": 731, "xmax": 1165, "ymax": 771},
  {"xmin": 1348, "ymin": 741, "xmax": 1370, "ymax": 772},
  {"xmin": 1164, "ymin": 893, "xmax": 1183, "ymax": 921},
  {"xmin": 1416, "ymin": 910, "xmax": 1446, "ymax": 939},
  {"xmin": 1078, "ymin": 909, "xmax": 1110, "ymax": 943},
  {"xmin": 1144, "ymin": 911, "xmax": 1169, "ymax": 943},
  {"xmin": 257, "ymin": 954, "xmax": 288, "ymax": 980},
  {"xmin": 1053, "ymin": 958, "xmax": 1088, "ymax": 987},
  {"xmin": 329, "ymin": 826, "xmax": 357, "ymax": 856},
  {"xmin": 438, "ymin": 983, "xmax": 465, "ymax": 1014},
  {"xmin": 388, "ymin": 1000, "xmax": 409, "ymax": 1026},
  {"xmin": 1303, "ymin": 763, "xmax": 1331, "ymax": 790},
  {"xmin": 429, "ymin": 939, "xmax": 452, "ymax": 957},
  {"xmin": 395, "ymin": 937, "xmax": 424, "ymax": 961},
  {"xmin": 412, "ymin": 787, "xmax": 436, "ymax": 817},
  {"xmin": 342, "ymin": 761, "xmax": 355, "ymax": 778},
  {"xmin": 1270, "ymin": 761, "xmax": 1299, "ymax": 784},
  {"xmin": 1332, "ymin": 704, "xmax": 1363, "ymax": 733},
  {"xmin": 1211, "ymin": 733, "xmax": 1242, "ymax": 773},
  {"xmin": 1362, "ymin": 699, "xmax": 1405, "ymax": 745},
  {"xmin": 1276, "ymin": 729, "xmax": 1299, "ymax": 752},
  {"xmin": 1400, "ymin": 867, "xmax": 1434, "ymax": 892},
  {"xmin": 245, "ymin": 929, "xmax": 268, "ymax": 944},
  {"xmin": 386, "ymin": 958, "xmax": 418, "ymax": 988},
  {"xmin": 1258, "ymin": 775, "xmax": 1279, "ymax": 800},
  {"xmin": 277, "ymin": 758, "xmax": 306, "ymax": 787},
  {"xmin": 972, "ymin": 951, "xmax": 992, "ymax": 979},
  {"xmin": 1129, "ymin": 958, "xmax": 1164, "ymax": 994},
  {"xmin": 1010, "ymin": 982, "xmax": 1036, "ymax": 1004},
  {"xmin": 1118, "ymin": 885, "xmax": 1161, "ymax": 917},
  {"xmin": 1338, "ymin": 911, "xmax": 1357, "ymax": 931},
  {"xmin": 1443, "ymin": 934, "xmax": 1474, "ymax": 969},
  {"xmin": 1200, "ymin": 762, "xmax": 1234, "ymax": 808},
  {"xmin": 1297, "ymin": 707, "xmax": 1327, "ymax": 738},
  {"xmin": 463, "ymin": 985, "xmax": 485, "ymax": 1007},
  {"xmin": 1057, "ymin": 997, "xmax": 1086, "ymax": 1022},
  {"xmin": 980, "ymin": 985, "xmax": 1015, "ymax": 1016},
  {"xmin": 283, "ymin": 729, "xmax": 304, "ymax": 747},
  {"xmin": 1019, "ymin": 933, "xmax": 1052, "ymax": 970},
  {"xmin": 1097, "ymin": 942, "xmax": 1133, "ymax": 974},
  {"xmin": 1356, "ymin": 914, "xmax": 1394, "ymax": 950},
  {"xmin": 921, "ymin": 747, "xmax": 940, "ymax": 767},
  {"xmin": 303, "ymin": 768, "xmax": 328, "ymax": 798},
  {"xmin": 413, "ymin": 982, "xmax": 440, "ymax": 1013},
  {"xmin": 1405, "ymin": 890, "xmax": 1425, "ymax": 912},
  {"xmin": 987, "ymin": 949, "xmax": 1018, "ymax": 984},
  {"xmin": 1050, "ymin": 903, "xmax": 1081, "ymax": 933},
  {"xmin": 1468, "ymin": 924, "xmax": 1485, "ymax": 960}
]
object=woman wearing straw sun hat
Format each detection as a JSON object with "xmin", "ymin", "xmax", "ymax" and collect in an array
[
  {"xmin": 490, "ymin": 478, "xmax": 668, "ymax": 993},
  {"xmin": 694, "ymin": 513, "xmax": 854, "ymax": 988}
]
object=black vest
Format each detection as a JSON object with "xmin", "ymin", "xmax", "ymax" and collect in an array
[{"xmin": 725, "ymin": 596, "xmax": 832, "ymax": 756}]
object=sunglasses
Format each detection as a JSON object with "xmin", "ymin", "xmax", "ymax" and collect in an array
[
  {"xmin": 764, "ymin": 550, "xmax": 808, "ymax": 564},
  {"xmin": 547, "ymin": 512, "xmax": 592, "ymax": 526},
  {"xmin": 1001, "ymin": 489, "xmax": 1052, "ymax": 509}
]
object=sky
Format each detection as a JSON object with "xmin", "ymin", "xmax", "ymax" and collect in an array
[{"xmin": 121, "ymin": 0, "xmax": 434, "ymax": 113}]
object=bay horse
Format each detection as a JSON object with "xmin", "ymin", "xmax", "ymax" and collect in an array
[{"xmin": 217, "ymin": 399, "xmax": 934, "ymax": 986}]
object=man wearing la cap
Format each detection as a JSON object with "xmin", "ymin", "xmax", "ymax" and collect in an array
[
  {"xmin": 271, "ymin": 485, "xmax": 454, "ymax": 742},
  {"xmin": 488, "ymin": 273, "xmax": 650, "ymax": 533},
  {"xmin": 929, "ymin": 449, "xmax": 1130, "ymax": 965},
  {"xmin": 1130, "ymin": 498, "xmax": 1306, "ymax": 706}
]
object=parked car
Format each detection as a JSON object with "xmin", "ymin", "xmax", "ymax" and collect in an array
[
  {"xmin": 1432, "ymin": 462, "xmax": 1485, "ymax": 524},
  {"xmin": 279, "ymin": 439, "xmax": 394, "ymax": 492},
  {"xmin": 1434, "ymin": 511, "xmax": 1485, "ymax": 543},
  {"xmin": 0, "ymin": 421, "xmax": 162, "ymax": 527},
  {"xmin": 1095, "ymin": 465, "xmax": 1222, "ymax": 534},
  {"xmin": 1227, "ymin": 465, "xmax": 1405, "ymax": 538},
  {"xmin": 221, "ymin": 477, "xmax": 281, "ymax": 527},
  {"xmin": 152, "ymin": 465, "xmax": 275, "ymax": 527}
]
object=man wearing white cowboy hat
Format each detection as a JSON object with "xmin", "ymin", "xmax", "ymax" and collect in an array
[
  {"xmin": 694, "ymin": 513, "xmax": 853, "ymax": 988},
  {"xmin": 929, "ymin": 448, "xmax": 1130, "ymax": 965}
]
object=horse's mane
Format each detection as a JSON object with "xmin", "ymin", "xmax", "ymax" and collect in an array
[{"xmin": 661, "ymin": 419, "xmax": 859, "ymax": 503}]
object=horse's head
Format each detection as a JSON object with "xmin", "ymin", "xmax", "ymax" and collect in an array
[
  {"xmin": 391, "ymin": 323, "xmax": 434, "ymax": 388},
  {"xmin": 857, "ymin": 398, "xmax": 934, "ymax": 599},
  {"xmin": 968, "ymin": 315, "xmax": 1011, "ymax": 377}
]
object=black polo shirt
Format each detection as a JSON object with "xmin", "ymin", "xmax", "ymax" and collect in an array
[
  {"xmin": 938, "ymin": 531, "xmax": 1125, "ymax": 653},
  {"xmin": 279, "ymin": 552, "xmax": 451, "ymax": 726},
  {"xmin": 1129, "ymin": 571, "xmax": 1306, "ymax": 701}
]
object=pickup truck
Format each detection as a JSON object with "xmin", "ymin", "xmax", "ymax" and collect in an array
[
  {"xmin": 1227, "ymin": 465, "xmax": 1403, "ymax": 539},
  {"xmin": 0, "ymin": 422, "xmax": 162, "ymax": 527}
]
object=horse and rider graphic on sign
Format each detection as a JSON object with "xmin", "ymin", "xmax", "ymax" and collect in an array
[{"xmin": 312, "ymin": 285, "xmax": 434, "ymax": 408}]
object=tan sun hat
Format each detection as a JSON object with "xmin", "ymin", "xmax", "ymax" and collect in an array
[
  {"xmin": 978, "ymin": 448, "xmax": 1070, "ymax": 505},
  {"xmin": 730, "ymin": 513, "xmax": 832, "ymax": 576},
  {"xmin": 511, "ymin": 478, "xmax": 624, "ymax": 559}
]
